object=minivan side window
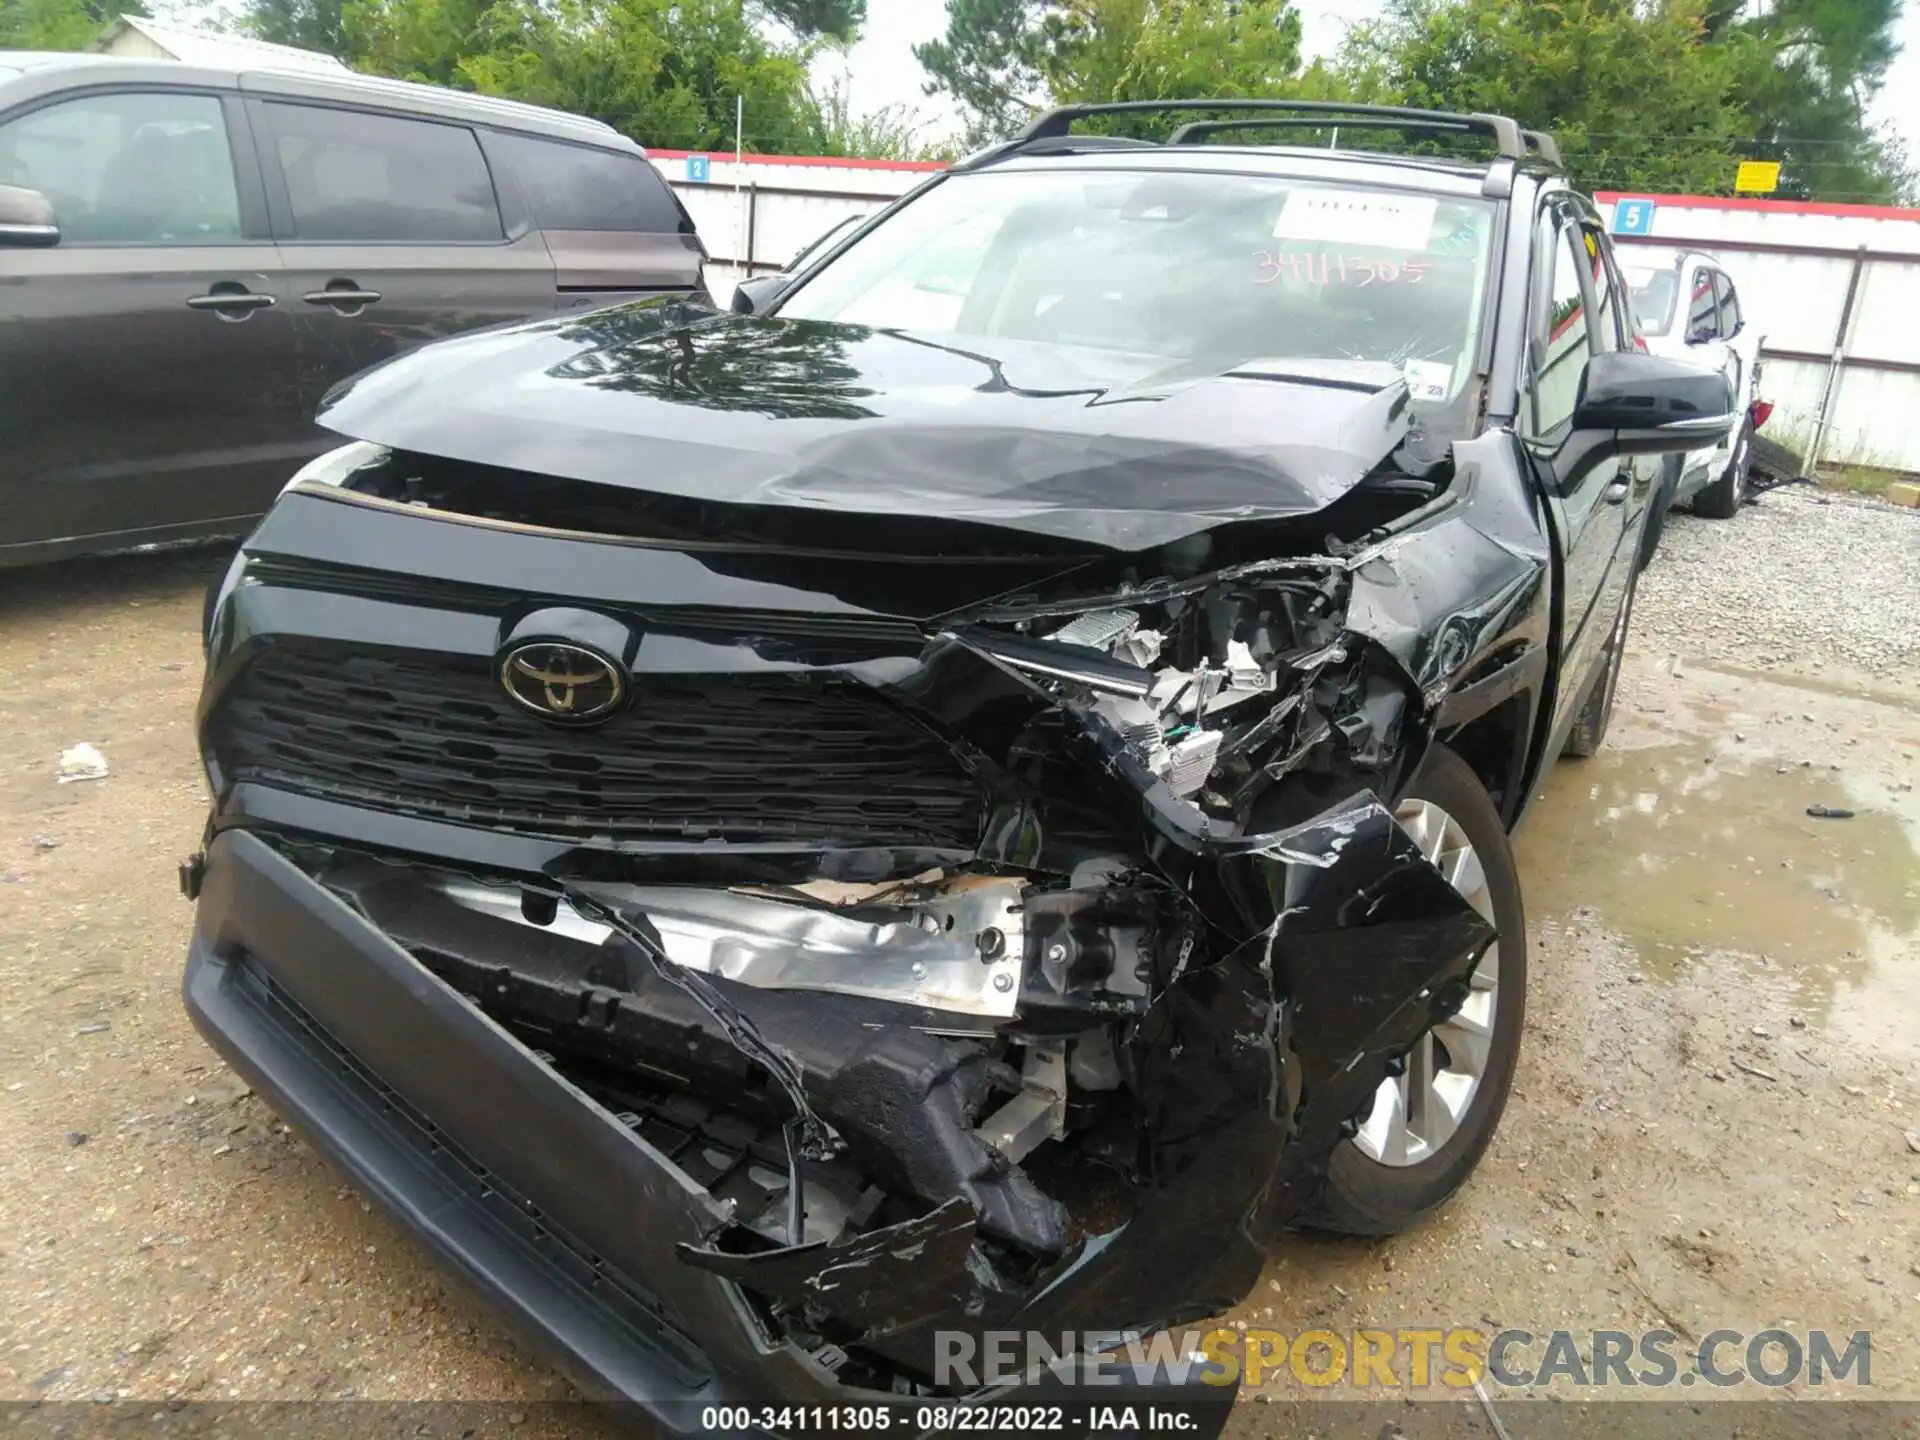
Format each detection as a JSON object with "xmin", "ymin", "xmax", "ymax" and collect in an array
[
  {"xmin": 0, "ymin": 91, "xmax": 240, "ymax": 244},
  {"xmin": 263, "ymin": 103, "xmax": 503, "ymax": 242},
  {"xmin": 490, "ymin": 132, "xmax": 692, "ymax": 234}
]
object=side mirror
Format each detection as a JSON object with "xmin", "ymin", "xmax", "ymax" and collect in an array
[
  {"xmin": 0, "ymin": 184, "xmax": 58, "ymax": 247},
  {"xmin": 1575, "ymin": 349, "xmax": 1735, "ymax": 455},
  {"xmin": 730, "ymin": 274, "xmax": 788, "ymax": 315}
]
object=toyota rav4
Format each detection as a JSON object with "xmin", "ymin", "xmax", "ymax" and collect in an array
[{"xmin": 181, "ymin": 101, "xmax": 1733, "ymax": 1430}]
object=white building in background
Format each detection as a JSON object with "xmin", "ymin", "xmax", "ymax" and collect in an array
[
  {"xmin": 89, "ymin": 16, "xmax": 348, "ymax": 74},
  {"xmin": 1600, "ymin": 190, "xmax": 1920, "ymax": 473}
]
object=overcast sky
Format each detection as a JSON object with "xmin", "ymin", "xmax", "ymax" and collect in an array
[{"xmin": 833, "ymin": 0, "xmax": 1920, "ymax": 174}]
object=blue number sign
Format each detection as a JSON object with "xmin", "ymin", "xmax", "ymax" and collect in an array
[
  {"xmin": 1612, "ymin": 198, "xmax": 1657, "ymax": 237},
  {"xmin": 685, "ymin": 155, "xmax": 711, "ymax": 183}
]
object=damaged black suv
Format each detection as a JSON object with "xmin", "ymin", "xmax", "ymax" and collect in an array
[{"xmin": 183, "ymin": 102, "xmax": 1734, "ymax": 1427}]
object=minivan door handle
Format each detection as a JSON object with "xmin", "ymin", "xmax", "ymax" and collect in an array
[
  {"xmin": 186, "ymin": 284, "xmax": 275, "ymax": 320},
  {"xmin": 302, "ymin": 281, "xmax": 382, "ymax": 311}
]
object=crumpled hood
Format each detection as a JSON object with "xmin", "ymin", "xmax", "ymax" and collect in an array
[{"xmin": 317, "ymin": 301, "xmax": 1415, "ymax": 552}]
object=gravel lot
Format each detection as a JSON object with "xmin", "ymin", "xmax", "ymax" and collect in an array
[
  {"xmin": 1636, "ymin": 484, "xmax": 1920, "ymax": 681},
  {"xmin": 1, "ymin": 485, "xmax": 1915, "ymax": 1432}
]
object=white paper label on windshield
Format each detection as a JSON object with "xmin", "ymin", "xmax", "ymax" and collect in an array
[
  {"xmin": 1402, "ymin": 359, "xmax": 1454, "ymax": 402},
  {"xmin": 1274, "ymin": 188, "xmax": 1439, "ymax": 250}
]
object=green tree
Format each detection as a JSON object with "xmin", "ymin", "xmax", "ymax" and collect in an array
[
  {"xmin": 246, "ymin": 0, "xmax": 347, "ymax": 54},
  {"xmin": 1342, "ymin": 0, "xmax": 1907, "ymax": 203},
  {"xmin": 912, "ymin": 0, "xmax": 1049, "ymax": 146},
  {"xmin": 1341, "ymin": 0, "xmax": 1752, "ymax": 194},
  {"xmin": 1045, "ymin": 0, "xmax": 1304, "ymax": 105},
  {"xmin": 759, "ymin": 0, "xmax": 863, "ymax": 43},
  {"xmin": 334, "ymin": 0, "xmax": 845, "ymax": 151},
  {"xmin": 915, "ymin": 0, "xmax": 1311, "ymax": 147},
  {"xmin": 799, "ymin": 76, "xmax": 954, "ymax": 161},
  {"xmin": 0, "ymin": 0, "xmax": 147, "ymax": 51},
  {"xmin": 1725, "ymin": 0, "xmax": 1907, "ymax": 201},
  {"xmin": 343, "ymin": 0, "xmax": 497, "ymax": 86}
]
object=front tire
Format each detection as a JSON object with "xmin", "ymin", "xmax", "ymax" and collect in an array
[
  {"xmin": 1310, "ymin": 744, "xmax": 1527, "ymax": 1236},
  {"xmin": 1692, "ymin": 419, "xmax": 1750, "ymax": 519}
]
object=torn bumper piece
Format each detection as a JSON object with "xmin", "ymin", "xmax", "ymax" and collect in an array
[
  {"xmin": 184, "ymin": 789, "xmax": 1488, "ymax": 1427},
  {"xmin": 669, "ymin": 798, "xmax": 1494, "ymax": 1383},
  {"xmin": 181, "ymin": 831, "xmax": 1236, "ymax": 1432}
]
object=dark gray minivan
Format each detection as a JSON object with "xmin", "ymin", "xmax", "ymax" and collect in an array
[{"xmin": 0, "ymin": 52, "xmax": 706, "ymax": 568}]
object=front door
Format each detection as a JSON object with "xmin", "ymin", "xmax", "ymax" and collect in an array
[
  {"xmin": 1525, "ymin": 206, "xmax": 1632, "ymax": 745},
  {"xmin": 247, "ymin": 98, "xmax": 558, "ymax": 423},
  {"xmin": 0, "ymin": 88, "xmax": 304, "ymax": 558}
]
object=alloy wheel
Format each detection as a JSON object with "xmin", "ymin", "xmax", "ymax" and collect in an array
[{"xmin": 1350, "ymin": 799, "xmax": 1500, "ymax": 1167}]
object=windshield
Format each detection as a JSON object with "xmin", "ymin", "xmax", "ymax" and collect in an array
[
  {"xmin": 778, "ymin": 168, "xmax": 1497, "ymax": 404},
  {"xmin": 1627, "ymin": 266, "xmax": 1678, "ymax": 338}
]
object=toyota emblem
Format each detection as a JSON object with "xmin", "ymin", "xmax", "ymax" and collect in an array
[{"xmin": 499, "ymin": 642, "xmax": 625, "ymax": 722}]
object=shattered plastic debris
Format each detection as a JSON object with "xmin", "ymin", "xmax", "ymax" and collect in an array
[
  {"xmin": 56, "ymin": 743, "xmax": 110, "ymax": 784},
  {"xmin": 1162, "ymin": 730, "xmax": 1224, "ymax": 797}
]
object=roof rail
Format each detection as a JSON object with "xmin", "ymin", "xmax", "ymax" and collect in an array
[
  {"xmin": 1001, "ymin": 99, "xmax": 1526, "ymax": 163},
  {"xmin": 1167, "ymin": 114, "xmax": 1502, "ymax": 148},
  {"xmin": 1522, "ymin": 129, "xmax": 1563, "ymax": 167}
]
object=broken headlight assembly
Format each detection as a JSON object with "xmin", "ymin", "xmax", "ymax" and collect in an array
[{"xmin": 966, "ymin": 568, "xmax": 1417, "ymax": 824}]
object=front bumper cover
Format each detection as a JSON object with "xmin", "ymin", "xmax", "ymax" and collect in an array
[{"xmin": 184, "ymin": 829, "xmax": 1259, "ymax": 1433}]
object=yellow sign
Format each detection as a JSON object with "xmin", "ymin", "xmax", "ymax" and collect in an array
[{"xmin": 1736, "ymin": 160, "xmax": 1782, "ymax": 193}]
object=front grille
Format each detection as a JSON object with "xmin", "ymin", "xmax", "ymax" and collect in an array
[
  {"xmin": 518, "ymin": 1047, "xmax": 886, "ymax": 1247},
  {"xmin": 208, "ymin": 642, "xmax": 985, "ymax": 847}
]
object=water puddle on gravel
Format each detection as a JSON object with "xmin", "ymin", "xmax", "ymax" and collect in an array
[{"xmin": 1516, "ymin": 734, "xmax": 1920, "ymax": 1056}]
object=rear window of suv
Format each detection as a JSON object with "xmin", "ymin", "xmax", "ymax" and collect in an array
[{"xmin": 492, "ymin": 132, "xmax": 692, "ymax": 234}]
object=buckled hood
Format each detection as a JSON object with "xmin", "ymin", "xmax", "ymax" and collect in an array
[{"xmin": 317, "ymin": 300, "xmax": 1417, "ymax": 552}]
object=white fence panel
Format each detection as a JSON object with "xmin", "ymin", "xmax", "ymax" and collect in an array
[
  {"xmin": 649, "ymin": 150, "xmax": 936, "ymax": 305},
  {"xmin": 1848, "ymin": 256, "xmax": 1920, "ymax": 367}
]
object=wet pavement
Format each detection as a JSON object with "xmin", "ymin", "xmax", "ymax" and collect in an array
[
  {"xmin": 0, "ymin": 534, "xmax": 1914, "ymax": 1428},
  {"xmin": 1521, "ymin": 697, "xmax": 1920, "ymax": 1055}
]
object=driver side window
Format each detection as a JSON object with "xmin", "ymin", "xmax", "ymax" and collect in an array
[
  {"xmin": 0, "ymin": 90, "xmax": 241, "ymax": 245},
  {"xmin": 1530, "ymin": 221, "xmax": 1591, "ymax": 435}
]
